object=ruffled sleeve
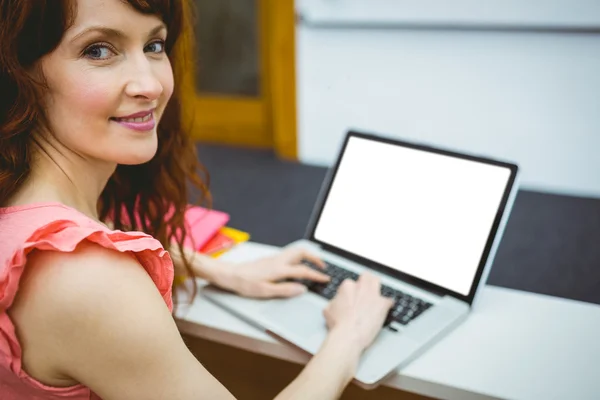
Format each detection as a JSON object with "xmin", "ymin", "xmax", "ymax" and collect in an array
[
  {"xmin": 1, "ymin": 218, "xmax": 174, "ymax": 312},
  {"xmin": 0, "ymin": 217, "xmax": 174, "ymax": 397}
]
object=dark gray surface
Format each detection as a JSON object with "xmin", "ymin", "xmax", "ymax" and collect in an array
[{"xmin": 195, "ymin": 143, "xmax": 600, "ymax": 306}]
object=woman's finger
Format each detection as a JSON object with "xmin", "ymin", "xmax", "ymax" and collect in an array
[
  {"xmin": 276, "ymin": 265, "xmax": 330, "ymax": 282},
  {"xmin": 336, "ymin": 277, "xmax": 356, "ymax": 294},
  {"xmin": 357, "ymin": 271, "xmax": 380, "ymax": 292},
  {"xmin": 285, "ymin": 248, "xmax": 326, "ymax": 268},
  {"xmin": 301, "ymin": 250, "xmax": 327, "ymax": 268}
]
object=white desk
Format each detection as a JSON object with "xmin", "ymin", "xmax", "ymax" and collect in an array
[{"xmin": 175, "ymin": 242, "xmax": 600, "ymax": 400}]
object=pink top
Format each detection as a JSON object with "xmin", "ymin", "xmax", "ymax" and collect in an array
[{"xmin": 0, "ymin": 202, "xmax": 174, "ymax": 399}]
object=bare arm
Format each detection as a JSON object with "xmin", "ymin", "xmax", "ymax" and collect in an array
[
  {"xmin": 100, "ymin": 225, "xmax": 388, "ymax": 400},
  {"xmin": 10, "ymin": 242, "xmax": 236, "ymax": 400},
  {"xmin": 169, "ymin": 242, "xmax": 223, "ymax": 282},
  {"xmin": 274, "ymin": 329, "xmax": 362, "ymax": 400},
  {"xmin": 169, "ymin": 245, "xmax": 392, "ymax": 400},
  {"xmin": 274, "ymin": 276, "xmax": 393, "ymax": 400}
]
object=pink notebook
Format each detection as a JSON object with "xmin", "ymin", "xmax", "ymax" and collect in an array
[{"xmin": 182, "ymin": 205, "xmax": 230, "ymax": 250}]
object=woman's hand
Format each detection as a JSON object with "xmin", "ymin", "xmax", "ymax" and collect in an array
[
  {"xmin": 212, "ymin": 247, "xmax": 331, "ymax": 298},
  {"xmin": 324, "ymin": 273, "xmax": 394, "ymax": 352}
]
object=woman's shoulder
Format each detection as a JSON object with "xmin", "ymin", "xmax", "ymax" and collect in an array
[
  {"xmin": 14, "ymin": 239, "xmax": 166, "ymax": 321},
  {"xmin": 0, "ymin": 201, "xmax": 175, "ymax": 312},
  {"xmin": 9, "ymin": 240, "xmax": 176, "ymax": 390},
  {"xmin": 0, "ymin": 201, "xmax": 176, "ymax": 392}
]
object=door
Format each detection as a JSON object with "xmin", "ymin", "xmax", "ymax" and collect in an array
[{"xmin": 175, "ymin": 0, "xmax": 297, "ymax": 159}]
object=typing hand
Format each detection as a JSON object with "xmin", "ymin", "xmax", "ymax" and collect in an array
[
  {"xmin": 324, "ymin": 272, "xmax": 394, "ymax": 351},
  {"xmin": 213, "ymin": 247, "xmax": 330, "ymax": 298}
]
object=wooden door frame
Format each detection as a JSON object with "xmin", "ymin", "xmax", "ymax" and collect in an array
[
  {"xmin": 176, "ymin": 0, "xmax": 298, "ymax": 159},
  {"xmin": 264, "ymin": 0, "xmax": 297, "ymax": 159}
]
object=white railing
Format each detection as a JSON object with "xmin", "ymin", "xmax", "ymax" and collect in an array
[{"xmin": 297, "ymin": 0, "xmax": 600, "ymax": 31}]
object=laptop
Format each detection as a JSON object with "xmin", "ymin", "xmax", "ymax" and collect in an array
[{"xmin": 202, "ymin": 130, "xmax": 519, "ymax": 387}]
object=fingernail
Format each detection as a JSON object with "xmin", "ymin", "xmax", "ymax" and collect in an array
[{"xmin": 294, "ymin": 286, "xmax": 307, "ymax": 294}]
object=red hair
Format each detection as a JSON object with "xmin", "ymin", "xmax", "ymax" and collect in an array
[{"xmin": 0, "ymin": 0, "xmax": 210, "ymax": 304}]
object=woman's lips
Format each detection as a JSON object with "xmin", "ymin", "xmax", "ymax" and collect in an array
[{"xmin": 111, "ymin": 111, "xmax": 155, "ymax": 132}]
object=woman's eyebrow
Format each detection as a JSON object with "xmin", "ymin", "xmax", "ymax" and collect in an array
[
  {"xmin": 69, "ymin": 23, "xmax": 167, "ymax": 43},
  {"xmin": 147, "ymin": 24, "xmax": 167, "ymax": 38}
]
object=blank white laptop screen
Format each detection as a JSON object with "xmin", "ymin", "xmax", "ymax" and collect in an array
[{"xmin": 314, "ymin": 136, "xmax": 512, "ymax": 296}]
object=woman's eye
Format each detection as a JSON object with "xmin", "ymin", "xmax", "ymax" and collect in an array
[
  {"xmin": 83, "ymin": 44, "xmax": 116, "ymax": 60},
  {"xmin": 145, "ymin": 40, "xmax": 165, "ymax": 54}
]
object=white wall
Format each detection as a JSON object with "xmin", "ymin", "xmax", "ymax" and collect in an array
[{"xmin": 296, "ymin": 18, "xmax": 600, "ymax": 198}]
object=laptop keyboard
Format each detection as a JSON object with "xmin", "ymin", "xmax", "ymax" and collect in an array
[{"xmin": 297, "ymin": 260, "xmax": 433, "ymax": 328}]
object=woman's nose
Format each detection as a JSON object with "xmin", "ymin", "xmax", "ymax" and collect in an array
[{"xmin": 124, "ymin": 58, "xmax": 164, "ymax": 100}]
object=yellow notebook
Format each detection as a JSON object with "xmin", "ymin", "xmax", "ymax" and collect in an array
[{"xmin": 201, "ymin": 226, "xmax": 250, "ymax": 258}]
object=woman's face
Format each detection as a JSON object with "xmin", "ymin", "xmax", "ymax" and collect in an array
[{"xmin": 40, "ymin": 0, "xmax": 174, "ymax": 166}]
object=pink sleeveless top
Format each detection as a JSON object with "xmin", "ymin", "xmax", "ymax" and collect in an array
[{"xmin": 0, "ymin": 202, "xmax": 174, "ymax": 399}]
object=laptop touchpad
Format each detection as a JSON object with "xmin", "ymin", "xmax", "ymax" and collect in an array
[{"xmin": 261, "ymin": 296, "xmax": 327, "ymax": 337}]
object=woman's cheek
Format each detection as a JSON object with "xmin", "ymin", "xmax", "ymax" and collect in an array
[{"xmin": 159, "ymin": 61, "xmax": 175, "ymax": 101}]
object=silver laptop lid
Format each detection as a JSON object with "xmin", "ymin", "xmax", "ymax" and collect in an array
[{"xmin": 306, "ymin": 131, "xmax": 519, "ymax": 305}]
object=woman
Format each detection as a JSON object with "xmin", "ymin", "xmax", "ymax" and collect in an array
[{"xmin": 0, "ymin": 0, "xmax": 393, "ymax": 399}]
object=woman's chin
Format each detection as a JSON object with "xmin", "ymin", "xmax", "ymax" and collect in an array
[{"xmin": 117, "ymin": 151, "xmax": 158, "ymax": 166}]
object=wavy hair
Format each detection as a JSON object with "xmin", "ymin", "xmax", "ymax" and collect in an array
[{"xmin": 0, "ymin": 0, "xmax": 210, "ymax": 304}]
